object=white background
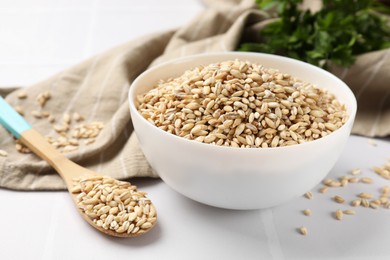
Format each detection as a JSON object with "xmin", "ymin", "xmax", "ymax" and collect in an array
[
  {"xmin": 0, "ymin": 0, "xmax": 203, "ymax": 86},
  {"xmin": 1, "ymin": 1, "xmax": 390, "ymax": 259}
]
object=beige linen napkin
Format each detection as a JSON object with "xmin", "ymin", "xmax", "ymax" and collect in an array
[{"xmin": 0, "ymin": 0, "xmax": 389, "ymax": 190}]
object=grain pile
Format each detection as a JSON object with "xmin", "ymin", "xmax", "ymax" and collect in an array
[
  {"xmin": 11, "ymin": 90, "xmax": 104, "ymax": 154},
  {"xmin": 136, "ymin": 60, "xmax": 348, "ymax": 148},
  {"xmin": 72, "ymin": 175, "xmax": 156, "ymax": 235}
]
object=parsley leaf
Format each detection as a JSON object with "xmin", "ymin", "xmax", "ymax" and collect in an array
[{"xmin": 239, "ymin": 0, "xmax": 390, "ymax": 68}]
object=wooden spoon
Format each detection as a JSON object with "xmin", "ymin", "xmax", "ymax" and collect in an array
[{"xmin": 0, "ymin": 96, "xmax": 156, "ymax": 237}]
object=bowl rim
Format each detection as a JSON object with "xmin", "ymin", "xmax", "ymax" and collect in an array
[{"xmin": 128, "ymin": 51, "xmax": 357, "ymax": 152}]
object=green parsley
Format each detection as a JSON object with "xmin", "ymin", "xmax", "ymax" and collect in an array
[{"xmin": 239, "ymin": 0, "xmax": 390, "ymax": 68}]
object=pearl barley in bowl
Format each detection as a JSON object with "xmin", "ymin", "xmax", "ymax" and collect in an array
[{"xmin": 128, "ymin": 52, "xmax": 357, "ymax": 210}]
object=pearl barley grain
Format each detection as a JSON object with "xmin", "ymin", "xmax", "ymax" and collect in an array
[
  {"xmin": 335, "ymin": 210, "xmax": 343, "ymax": 220},
  {"xmin": 136, "ymin": 60, "xmax": 348, "ymax": 148},
  {"xmin": 72, "ymin": 175, "xmax": 156, "ymax": 235},
  {"xmin": 0, "ymin": 150, "xmax": 8, "ymax": 157},
  {"xmin": 333, "ymin": 195, "xmax": 345, "ymax": 204},
  {"xmin": 299, "ymin": 226, "xmax": 308, "ymax": 236},
  {"xmin": 304, "ymin": 192, "xmax": 313, "ymax": 200},
  {"xmin": 17, "ymin": 91, "xmax": 27, "ymax": 99}
]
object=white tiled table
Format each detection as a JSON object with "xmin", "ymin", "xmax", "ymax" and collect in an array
[{"xmin": 1, "ymin": 1, "xmax": 390, "ymax": 259}]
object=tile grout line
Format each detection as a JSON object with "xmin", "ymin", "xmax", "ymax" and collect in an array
[
  {"xmin": 40, "ymin": 194, "xmax": 62, "ymax": 260},
  {"xmin": 260, "ymin": 209, "xmax": 285, "ymax": 260},
  {"xmin": 82, "ymin": 0, "xmax": 99, "ymax": 59}
]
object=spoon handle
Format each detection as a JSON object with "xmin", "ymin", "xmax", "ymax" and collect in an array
[
  {"xmin": 0, "ymin": 96, "xmax": 83, "ymax": 185},
  {"xmin": 0, "ymin": 96, "xmax": 32, "ymax": 138}
]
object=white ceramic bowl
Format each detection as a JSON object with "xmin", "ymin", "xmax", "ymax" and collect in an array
[{"xmin": 128, "ymin": 52, "xmax": 357, "ymax": 210}]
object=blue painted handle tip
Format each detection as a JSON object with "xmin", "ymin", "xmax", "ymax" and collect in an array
[{"xmin": 0, "ymin": 96, "xmax": 32, "ymax": 139}]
